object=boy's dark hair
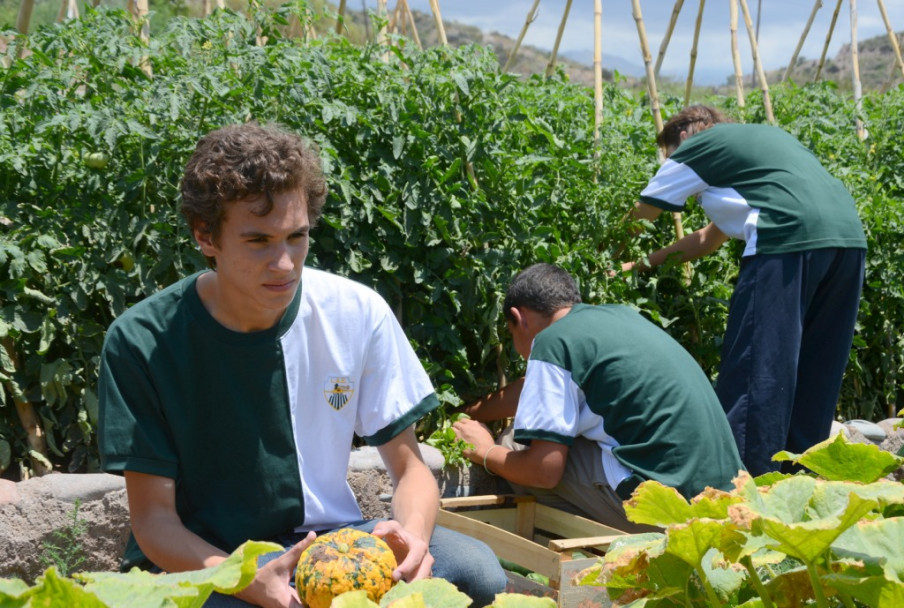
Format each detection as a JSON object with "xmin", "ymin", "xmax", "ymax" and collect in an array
[
  {"xmin": 180, "ymin": 122, "xmax": 328, "ymax": 268},
  {"xmin": 656, "ymin": 105, "xmax": 732, "ymax": 153},
  {"xmin": 503, "ymin": 264, "xmax": 582, "ymax": 322}
]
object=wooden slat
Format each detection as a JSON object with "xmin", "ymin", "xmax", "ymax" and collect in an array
[
  {"xmin": 533, "ymin": 504, "xmax": 626, "ymax": 539},
  {"xmin": 548, "ymin": 535, "xmax": 623, "ymax": 552},
  {"xmin": 514, "ymin": 499, "xmax": 536, "ymax": 539},
  {"xmin": 436, "ymin": 510, "xmax": 564, "ymax": 586},
  {"xmin": 440, "ymin": 494, "xmax": 531, "ymax": 509}
]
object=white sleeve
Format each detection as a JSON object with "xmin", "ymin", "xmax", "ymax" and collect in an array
[{"xmin": 513, "ymin": 359, "xmax": 582, "ymax": 443}]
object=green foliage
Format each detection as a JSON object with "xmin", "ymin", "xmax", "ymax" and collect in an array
[
  {"xmin": 0, "ymin": 3, "xmax": 902, "ymax": 477},
  {"xmin": 1, "ymin": 543, "xmax": 549, "ymax": 607},
  {"xmin": 0, "ymin": 540, "xmax": 282, "ymax": 606},
  {"xmin": 39, "ymin": 498, "xmax": 87, "ymax": 577},
  {"xmin": 579, "ymin": 434, "xmax": 904, "ymax": 607},
  {"xmin": 425, "ymin": 413, "xmax": 473, "ymax": 467}
]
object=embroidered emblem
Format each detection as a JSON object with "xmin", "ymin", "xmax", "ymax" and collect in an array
[{"xmin": 324, "ymin": 376, "xmax": 355, "ymax": 411}]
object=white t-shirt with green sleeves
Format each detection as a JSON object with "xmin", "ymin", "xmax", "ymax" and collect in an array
[
  {"xmin": 99, "ymin": 267, "xmax": 438, "ymax": 569},
  {"xmin": 640, "ymin": 123, "xmax": 867, "ymax": 257},
  {"xmin": 513, "ymin": 304, "xmax": 743, "ymax": 499}
]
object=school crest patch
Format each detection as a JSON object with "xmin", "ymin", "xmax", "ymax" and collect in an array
[{"xmin": 324, "ymin": 376, "xmax": 355, "ymax": 411}]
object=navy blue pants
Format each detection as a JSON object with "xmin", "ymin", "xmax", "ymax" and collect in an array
[{"xmin": 715, "ymin": 247, "xmax": 865, "ymax": 476}]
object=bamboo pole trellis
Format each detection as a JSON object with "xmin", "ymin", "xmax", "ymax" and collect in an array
[
  {"xmin": 401, "ymin": 0, "xmax": 423, "ymax": 49},
  {"xmin": 427, "ymin": 0, "xmax": 447, "ymax": 46},
  {"xmin": 503, "ymin": 0, "xmax": 540, "ymax": 74},
  {"xmin": 850, "ymin": 0, "xmax": 866, "ymax": 139},
  {"xmin": 592, "ymin": 0, "xmax": 603, "ymax": 173},
  {"xmin": 335, "ymin": 0, "xmax": 347, "ymax": 35},
  {"xmin": 654, "ymin": 0, "xmax": 685, "ymax": 79},
  {"xmin": 630, "ymin": 0, "xmax": 689, "ymax": 250},
  {"xmin": 729, "ymin": 0, "xmax": 747, "ymax": 107},
  {"xmin": 545, "ymin": 0, "xmax": 573, "ymax": 78},
  {"xmin": 881, "ymin": 31, "xmax": 904, "ymax": 92},
  {"xmin": 57, "ymin": 0, "xmax": 79, "ymax": 23},
  {"xmin": 877, "ymin": 0, "xmax": 904, "ymax": 82},
  {"xmin": 783, "ymin": 0, "xmax": 823, "ymax": 82},
  {"xmin": 816, "ymin": 0, "xmax": 843, "ymax": 80},
  {"xmin": 685, "ymin": 0, "xmax": 706, "ymax": 106},
  {"xmin": 738, "ymin": 0, "xmax": 775, "ymax": 123}
]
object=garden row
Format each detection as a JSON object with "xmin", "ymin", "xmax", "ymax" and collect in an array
[{"xmin": 1, "ymin": 5, "xmax": 903, "ymax": 476}]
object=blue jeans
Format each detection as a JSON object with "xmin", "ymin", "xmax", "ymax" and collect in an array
[
  {"xmin": 203, "ymin": 521, "xmax": 507, "ymax": 608},
  {"xmin": 716, "ymin": 248, "xmax": 865, "ymax": 476}
]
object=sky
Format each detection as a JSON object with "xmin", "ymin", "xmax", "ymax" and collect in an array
[{"xmin": 363, "ymin": 0, "xmax": 904, "ymax": 85}]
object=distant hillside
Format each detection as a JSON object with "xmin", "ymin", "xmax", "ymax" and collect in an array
[
  {"xmin": 765, "ymin": 32, "xmax": 904, "ymax": 91},
  {"xmin": 360, "ymin": 7, "xmax": 902, "ymax": 94}
]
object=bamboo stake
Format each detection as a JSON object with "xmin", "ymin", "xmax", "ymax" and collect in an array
[
  {"xmin": 15, "ymin": 0, "xmax": 34, "ymax": 37},
  {"xmin": 654, "ymin": 0, "xmax": 685, "ymax": 78},
  {"xmin": 428, "ymin": 0, "xmax": 447, "ymax": 46},
  {"xmin": 1, "ymin": 338, "xmax": 51, "ymax": 478},
  {"xmin": 876, "ymin": 0, "xmax": 904, "ymax": 81},
  {"xmin": 850, "ymin": 0, "xmax": 866, "ymax": 139},
  {"xmin": 545, "ymin": 0, "xmax": 573, "ymax": 78},
  {"xmin": 815, "ymin": 0, "xmax": 842, "ymax": 81},
  {"xmin": 632, "ymin": 0, "xmax": 689, "ymax": 252},
  {"xmin": 389, "ymin": 0, "xmax": 403, "ymax": 34},
  {"xmin": 335, "ymin": 0, "xmax": 347, "ymax": 35},
  {"xmin": 56, "ymin": 0, "xmax": 79, "ymax": 22},
  {"xmin": 128, "ymin": 0, "xmax": 152, "ymax": 77},
  {"xmin": 881, "ymin": 32, "xmax": 904, "ymax": 93},
  {"xmin": 684, "ymin": 0, "xmax": 705, "ymax": 106},
  {"xmin": 377, "ymin": 0, "xmax": 389, "ymax": 49},
  {"xmin": 503, "ymin": 0, "xmax": 541, "ymax": 73},
  {"xmin": 738, "ymin": 0, "xmax": 774, "ymax": 123},
  {"xmin": 783, "ymin": 0, "xmax": 822, "ymax": 82},
  {"xmin": 402, "ymin": 0, "xmax": 422, "ymax": 49},
  {"xmin": 593, "ymin": 0, "xmax": 603, "ymax": 174},
  {"xmin": 729, "ymin": 0, "xmax": 746, "ymax": 107}
]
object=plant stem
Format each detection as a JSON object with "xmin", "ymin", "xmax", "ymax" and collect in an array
[
  {"xmin": 741, "ymin": 556, "xmax": 775, "ymax": 608},
  {"xmin": 805, "ymin": 561, "xmax": 829, "ymax": 608},
  {"xmin": 697, "ymin": 569, "xmax": 722, "ymax": 608}
]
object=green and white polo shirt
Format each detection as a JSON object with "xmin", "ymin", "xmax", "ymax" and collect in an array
[
  {"xmin": 99, "ymin": 267, "xmax": 438, "ymax": 568},
  {"xmin": 513, "ymin": 304, "xmax": 743, "ymax": 499},
  {"xmin": 640, "ymin": 123, "xmax": 866, "ymax": 257}
]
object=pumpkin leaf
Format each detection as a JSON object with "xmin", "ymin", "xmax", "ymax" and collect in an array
[
  {"xmin": 624, "ymin": 481, "xmax": 693, "ymax": 526},
  {"xmin": 774, "ymin": 433, "xmax": 904, "ymax": 483},
  {"xmin": 381, "ymin": 579, "xmax": 471, "ymax": 608},
  {"xmin": 491, "ymin": 593, "xmax": 556, "ymax": 608},
  {"xmin": 833, "ymin": 517, "xmax": 904, "ymax": 580},
  {"xmin": 334, "ymin": 589, "xmax": 382, "ymax": 608},
  {"xmin": 822, "ymin": 573, "xmax": 904, "ymax": 608},
  {"xmin": 78, "ymin": 540, "xmax": 282, "ymax": 607}
]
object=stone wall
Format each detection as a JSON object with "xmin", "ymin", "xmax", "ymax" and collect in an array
[{"xmin": 0, "ymin": 444, "xmax": 510, "ymax": 583}]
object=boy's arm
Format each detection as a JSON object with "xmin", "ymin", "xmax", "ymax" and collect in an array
[
  {"xmin": 375, "ymin": 428, "xmax": 439, "ymax": 582},
  {"xmin": 459, "ymin": 377, "xmax": 524, "ymax": 422},
  {"xmin": 623, "ymin": 221, "xmax": 728, "ymax": 272},
  {"xmin": 451, "ymin": 419, "xmax": 569, "ymax": 489},
  {"xmin": 124, "ymin": 471, "xmax": 309, "ymax": 607}
]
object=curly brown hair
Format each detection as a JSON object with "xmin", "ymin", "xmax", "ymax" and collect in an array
[
  {"xmin": 180, "ymin": 122, "xmax": 328, "ymax": 268},
  {"xmin": 656, "ymin": 105, "xmax": 732, "ymax": 154}
]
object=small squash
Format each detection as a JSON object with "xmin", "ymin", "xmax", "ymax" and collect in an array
[{"xmin": 295, "ymin": 528, "xmax": 397, "ymax": 608}]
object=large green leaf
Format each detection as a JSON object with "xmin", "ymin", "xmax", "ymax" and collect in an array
[
  {"xmin": 774, "ymin": 433, "xmax": 904, "ymax": 483},
  {"xmin": 833, "ymin": 517, "xmax": 904, "ymax": 581},
  {"xmin": 624, "ymin": 481, "xmax": 693, "ymax": 526},
  {"xmin": 78, "ymin": 540, "xmax": 282, "ymax": 607},
  {"xmin": 822, "ymin": 573, "xmax": 904, "ymax": 608},
  {"xmin": 380, "ymin": 579, "xmax": 471, "ymax": 608}
]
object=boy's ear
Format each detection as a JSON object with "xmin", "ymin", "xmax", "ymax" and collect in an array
[
  {"xmin": 194, "ymin": 224, "xmax": 216, "ymax": 256},
  {"xmin": 508, "ymin": 306, "xmax": 526, "ymax": 328}
]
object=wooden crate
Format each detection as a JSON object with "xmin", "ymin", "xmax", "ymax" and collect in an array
[{"xmin": 438, "ymin": 494, "xmax": 624, "ymax": 608}]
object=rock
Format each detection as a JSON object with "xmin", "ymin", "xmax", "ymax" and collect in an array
[
  {"xmin": 843, "ymin": 419, "xmax": 887, "ymax": 443},
  {"xmin": 0, "ymin": 444, "xmax": 509, "ymax": 583},
  {"xmin": 0, "ymin": 479, "xmax": 19, "ymax": 505}
]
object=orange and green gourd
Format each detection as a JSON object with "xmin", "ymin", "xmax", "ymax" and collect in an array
[{"xmin": 295, "ymin": 528, "xmax": 398, "ymax": 608}]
